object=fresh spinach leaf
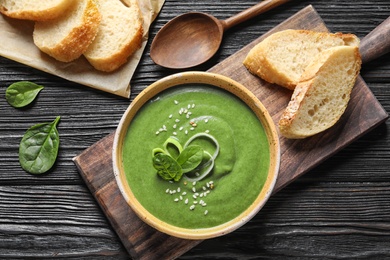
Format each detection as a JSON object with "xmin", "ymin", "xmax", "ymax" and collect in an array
[
  {"xmin": 19, "ymin": 116, "xmax": 61, "ymax": 174},
  {"xmin": 6, "ymin": 81, "xmax": 44, "ymax": 108},
  {"xmin": 152, "ymin": 153, "xmax": 182, "ymax": 181},
  {"xmin": 177, "ymin": 145, "xmax": 203, "ymax": 173}
]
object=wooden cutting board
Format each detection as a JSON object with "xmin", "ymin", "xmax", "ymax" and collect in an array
[{"xmin": 73, "ymin": 5, "xmax": 388, "ymax": 260}]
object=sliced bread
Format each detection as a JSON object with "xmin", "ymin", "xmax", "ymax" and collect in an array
[
  {"xmin": 33, "ymin": 0, "xmax": 101, "ymax": 62},
  {"xmin": 278, "ymin": 46, "xmax": 362, "ymax": 139},
  {"xmin": 0, "ymin": 0, "xmax": 75, "ymax": 21},
  {"xmin": 83, "ymin": 0, "xmax": 143, "ymax": 72},
  {"xmin": 243, "ymin": 29, "xmax": 360, "ymax": 90}
]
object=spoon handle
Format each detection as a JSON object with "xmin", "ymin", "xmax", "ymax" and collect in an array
[
  {"xmin": 360, "ymin": 16, "xmax": 390, "ymax": 64},
  {"xmin": 222, "ymin": 0, "xmax": 291, "ymax": 31}
]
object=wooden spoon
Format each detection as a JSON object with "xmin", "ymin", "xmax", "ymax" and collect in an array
[{"xmin": 150, "ymin": 0, "xmax": 292, "ymax": 69}]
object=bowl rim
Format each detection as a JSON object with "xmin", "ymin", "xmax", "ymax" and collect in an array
[{"xmin": 112, "ymin": 71, "xmax": 280, "ymax": 240}]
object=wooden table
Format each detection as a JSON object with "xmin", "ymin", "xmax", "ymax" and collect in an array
[{"xmin": 1, "ymin": 0, "xmax": 389, "ymax": 258}]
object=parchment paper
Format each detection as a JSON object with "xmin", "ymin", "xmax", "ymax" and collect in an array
[{"xmin": 0, "ymin": 0, "xmax": 165, "ymax": 98}]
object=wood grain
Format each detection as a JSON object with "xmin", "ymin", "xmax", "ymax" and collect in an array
[{"xmin": 73, "ymin": 5, "xmax": 388, "ymax": 259}]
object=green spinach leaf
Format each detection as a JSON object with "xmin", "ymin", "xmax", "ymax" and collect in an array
[
  {"xmin": 152, "ymin": 153, "xmax": 182, "ymax": 181},
  {"xmin": 6, "ymin": 81, "xmax": 44, "ymax": 108},
  {"xmin": 19, "ymin": 116, "xmax": 61, "ymax": 174},
  {"xmin": 177, "ymin": 145, "xmax": 203, "ymax": 173}
]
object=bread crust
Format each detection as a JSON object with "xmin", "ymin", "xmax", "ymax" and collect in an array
[
  {"xmin": 278, "ymin": 46, "xmax": 362, "ymax": 139},
  {"xmin": 33, "ymin": 0, "xmax": 101, "ymax": 62},
  {"xmin": 243, "ymin": 29, "xmax": 360, "ymax": 90},
  {"xmin": 84, "ymin": 0, "xmax": 144, "ymax": 72},
  {"xmin": 0, "ymin": 0, "xmax": 76, "ymax": 21}
]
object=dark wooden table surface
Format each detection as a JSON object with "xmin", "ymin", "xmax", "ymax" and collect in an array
[{"xmin": 1, "ymin": 0, "xmax": 389, "ymax": 259}]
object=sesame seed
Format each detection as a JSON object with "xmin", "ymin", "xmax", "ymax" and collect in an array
[
  {"xmin": 156, "ymin": 131, "xmax": 160, "ymax": 135},
  {"xmin": 180, "ymin": 196, "xmax": 183, "ymax": 200},
  {"xmin": 185, "ymin": 198, "xmax": 189, "ymax": 204},
  {"xmin": 193, "ymin": 201, "xmax": 198, "ymax": 204},
  {"xmin": 174, "ymin": 100, "xmax": 179, "ymax": 104},
  {"xmin": 193, "ymin": 194, "xmax": 198, "ymax": 199},
  {"xmin": 173, "ymin": 132, "xmax": 177, "ymax": 136},
  {"xmin": 185, "ymin": 130, "xmax": 188, "ymax": 135},
  {"xmin": 174, "ymin": 198, "xmax": 179, "ymax": 202},
  {"xmin": 175, "ymin": 119, "xmax": 180, "ymax": 123},
  {"xmin": 165, "ymin": 188, "xmax": 169, "ymax": 193},
  {"xmin": 184, "ymin": 109, "xmax": 188, "ymax": 114},
  {"xmin": 202, "ymin": 186, "xmax": 207, "ymax": 191},
  {"xmin": 173, "ymin": 124, "xmax": 177, "ymax": 129},
  {"xmin": 192, "ymin": 181, "xmax": 196, "ymax": 186},
  {"xmin": 179, "ymin": 127, "xmax": 183, "ymax": 131},
  {"xmin": 192, "ymin": 104, "xmax": 195, "ymax": 108},
  {"xmin": 205, "ymin": 130, "xmax": 210, "ymax": 133},
  {"xmin": 190, "ymin": 205, "xmax": 195, "ymax": 210},
  {"xmin": 182, "ymin": 192, "xmax": 187, "ymax": 196},
  {"xmin": 204, "ymin": 210, "xmax": 208, "ymax": 215},
  {"xmin": 192, "ymin": 187, "xmax": 196, "ymax": 193},
  {"xmin": 205, "ymin": 119, "xmax": 209, "ymax": 123},
  {"xmin": 188, "ymin": 104, "xmax": 191, "ymax": 109},
  {"xmin": 190, "ymin": 127, "xmax": 195, "ymax": 131},
  {"xmin": 169, "ymin": 114, "xmax": 173, "ymax": 118},
  {"xmin": 177, "ymin": 187, "xmax": 181, "ymax": 192}
]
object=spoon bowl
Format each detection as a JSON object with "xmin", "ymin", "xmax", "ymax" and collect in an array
[
  {"xmin": 150, "ymin": 12, "xmax": 223, "ymax": 69},
  {"xmin": 150, "ymin": 0, "xmax": 292, "ymax": 69}
]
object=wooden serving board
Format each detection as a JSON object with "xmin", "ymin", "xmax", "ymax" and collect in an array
[{"xmin": 73, "ymin": 5, "xmax": 388, "ymax": 260}]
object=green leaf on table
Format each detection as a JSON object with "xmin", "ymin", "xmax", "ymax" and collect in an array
[
  {"xmin": 19, "ymin": 116, "xmax": 61, "ymax": 174},
  {"xmin": 5, "ymin": 81, "xmax": 44, "ymax": 108},
  {"xmin": 152, "ymin": 153, "xmax": 182, "ymax": 181},
  {"xmin": 177, "ymin": 145, "xmax": 203, "ymax": 173}
]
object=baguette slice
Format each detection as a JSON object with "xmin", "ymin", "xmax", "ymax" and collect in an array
[
  {"xmin": 243, "ymin": 30, "xmax": 360, "ymax": 90},
  {"xmin": 33, "ymin": 0, "xmax": 101, "ymax": 62},
  {"xmin": 0, "ymin": 0, "xmax": 76, "ymax": 21},
  {"xmin": 278, "ymin": 46, "xmax": 362, "ymax": 139},
  {"xmin": 83, "ymin": 0, "xmax": 143, "ymax": 72}
]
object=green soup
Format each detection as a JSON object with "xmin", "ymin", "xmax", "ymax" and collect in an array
[{"xmin": 122, "ymin": 84, "xmax": 270, "ymax": 229}]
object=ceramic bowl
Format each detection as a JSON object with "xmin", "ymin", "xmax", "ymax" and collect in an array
[{"xmin": 113, "ymin": 71, "xmax": 280, "ymax": 239}]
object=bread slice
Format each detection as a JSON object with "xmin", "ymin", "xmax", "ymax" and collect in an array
[
  {"xmin": 33, "ymin": 0, "xmax": 101, "ymax": 62},
  {"xmin": 0, "ymin": 0, "xmax": 76, "ymax": 21},
  {"xmin": 243, "ymin": 30, "xmax": 360, "ymax": 90},
  {"xmin": 83, "ymin": 0, "xmax": 143, "ymax": 72},
  {"xmin": 278, "ymin": 46, "xmax": 362, "ymax": 139}
]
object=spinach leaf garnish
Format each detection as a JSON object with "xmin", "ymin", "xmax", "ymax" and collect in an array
[
  {"xmin": 152, "ymin": 135, "xmax": 219, "ymax": 182},
  {"xmin": 6, "ymin": 81, "xmax": 44, "ymax": 108},
  {"xmin": 153, "ymin": 152, "xmax": 183, "ymax": 181},
  {"xmin": 177, "ymin": 145, "xmax": 203, "ymax": 173},
  {"xmin": 19, "ymin": 116, "xmax": 61, "ymax": 174}
]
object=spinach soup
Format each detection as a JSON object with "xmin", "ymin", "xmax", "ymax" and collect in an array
[{"xmin": 122, "ymin": 84, "xmax": 270, "ymax": 229}]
